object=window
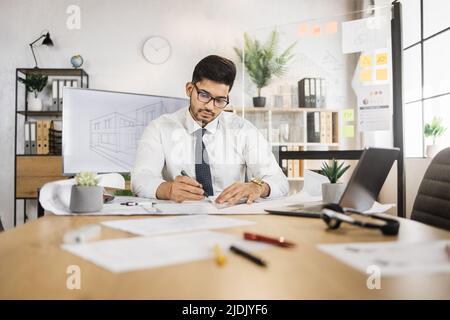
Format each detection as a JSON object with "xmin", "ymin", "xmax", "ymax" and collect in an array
[{"xmin": 403, "ymin": 0, "xmax": 450, "ymax": 157}]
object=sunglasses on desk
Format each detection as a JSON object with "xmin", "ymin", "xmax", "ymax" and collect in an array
[{"xmin": 320, "ymin": 203, "xmax": 400, "ymax": 236}]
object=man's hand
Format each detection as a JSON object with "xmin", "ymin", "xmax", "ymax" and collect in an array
[
  {"xmin": 215, "ymin": 182, "xmax": 270, "ymax": 205},
  {"xmin": 156, "ymin": 176, "xmax": 205, "ymax": 202}
]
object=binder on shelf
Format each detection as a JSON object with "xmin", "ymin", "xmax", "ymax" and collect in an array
[
  {"xmin": 58, "ymin": 80, "xmax": 64, "ymax": 111},
  {"xmin": 298, "ymin": 78, "xmax": 311, "ymax": 108},
  {"xmin": 51, "ymin": 80, "xmax": 58, "ymax": 111},
  {"xmin": 299, "ymin": 154, "xmax": 304, "ymax": 177},
  {"xmin": 42, "ymin": 120, "xmax": 50, "ymax": 154},
  {"xmin": 72, "ymin": 79, "xmax": 78, "ymax": 88},
  {"xmin": 280, "ymin": 145, "xmax": 288, "ymax": 176},
  {"xmin": 36, "ymin": 120, "xmax": 43, "ymax": 154},
  {"xmin": 307, "ymin": 112, "xmax": 321, "ymax": 143},
  {"xmin": 320, "ymin": 79, "xmax": 326, "ymax": 108},
  {"xmin": 316, "ymin": 79, "xmax": 322, "ymax": 108},
  {"xmin": 30, "ymin": 121, "xmax": 37, "ymax": 154},
  {"xmin": 24, "ymin": 121, "xmax": 31, "ymax": 155},
  {"xmin": 310, "ymin": 78, "xmax": 316, "ymax": 108},
  {"xmin": 49, "ymin": 120, "xmax": 62, "ymax": 155},
  {"xmin": 287, "ymin": 145, "xmax": 294, "ymax": 178}
]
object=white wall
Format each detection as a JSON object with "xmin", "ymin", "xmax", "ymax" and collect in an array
[{"xmin": 0, "ymin": 0, "xmax": 355, "ymax": 229}]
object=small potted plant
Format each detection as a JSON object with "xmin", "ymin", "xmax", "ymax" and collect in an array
[
  {"xmin": 234, "ymin": 30, "xmax": 296, "ymax": 108},
  {"xmin": 69, "ymin": 172, "xmax": 104, "ymax": 213},
  {"xmin": 320, "ymin": 159, "xmax": 350, "ymax": 204},
  {"xmin": 424, "ymin": 117, "xmax": 447, "ymax": 158},
  {"xmin": 18, "ymin": 73, "xmax": 48, "ymax": 111}
]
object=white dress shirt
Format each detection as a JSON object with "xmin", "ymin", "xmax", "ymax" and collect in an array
[{"xmin": 131, "ymin": 107, "xmax": 289, "ymax": 199}]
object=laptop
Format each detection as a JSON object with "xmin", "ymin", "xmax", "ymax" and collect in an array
[{"xmin": 265, "ymin": 147, "xmax": 400, "ymax": 218}]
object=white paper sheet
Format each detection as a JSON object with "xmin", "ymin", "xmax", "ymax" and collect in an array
[
  {"xmin": 318, "ymin": 240, "xmax": 450, "ymax": 276},
  {"xmin": 62, "ymin": 230, "xmax": 268, "ymax": 273},
  {"xmin": 303, "ymin": 169, "xmax": 329, "ymax": 196},
  {"xmin": 101, "ymin": 215, "xmax": 255, "ymax": 236},
  {"xmin": 39, "ymin": 173, "xmax": 159, "ymax": 215},
  {"xmin": 151, "ymin": 192, "xmax": 323, "ymax": 215},
  {"xmin": 341, "ymin": 16, "xmax": 388, "ymax": 54}
]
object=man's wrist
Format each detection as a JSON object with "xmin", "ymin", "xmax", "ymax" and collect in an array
[
  {"xmin": 249, "ymin": 178, "xmax": 270, "ymax": 198},
  {"xmin": 156, "ymin": 181, "xmax": 172, "ymax": 200}
]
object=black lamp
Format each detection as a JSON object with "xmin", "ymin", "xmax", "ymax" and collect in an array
[{"xmin": 29, "ymin": 31, "xmax": 54, "ymax": 68}]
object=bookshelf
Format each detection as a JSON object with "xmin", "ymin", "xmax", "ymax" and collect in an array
[
  {"xmin": 14, "ymin": 68, "xmax": 89, "ymax": 226},
  {"xmin": 227, "ymin": 106, "xmax": 341, "ymax": 184}
]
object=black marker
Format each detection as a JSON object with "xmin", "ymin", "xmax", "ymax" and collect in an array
[{"xmin": 230, "ymin": 245, "xmax": 267, "ymax": 267}]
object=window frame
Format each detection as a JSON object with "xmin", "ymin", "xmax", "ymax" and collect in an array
[{"xmin": 403, "ymin": 0, "xmax": 450, "ymax": 157}]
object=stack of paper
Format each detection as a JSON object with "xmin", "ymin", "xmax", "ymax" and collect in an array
[
  {"xmin": 62, "ymin": 231, "xmax": 268, "ymax": 273},
  {"xmin": 318, "ymin": 240, "xmax": 450, "ymax": 276},
  {"xmin": 101, "ymin": 215, "xmax": 255, "ymax": 236}
]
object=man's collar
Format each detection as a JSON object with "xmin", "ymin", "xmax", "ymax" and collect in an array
[{"xmin": 185, "ymin": 107, "xmax": 220, "ymax": 135}]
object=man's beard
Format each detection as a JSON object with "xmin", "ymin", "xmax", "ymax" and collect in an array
[{"xmin": 189, "ymin": 103, "xmax": 217, "ymax": 126}]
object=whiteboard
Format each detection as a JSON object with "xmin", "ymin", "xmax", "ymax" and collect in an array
[{"xmin": 63, "ymin": 88, "xmax": 187, "ymax": 175}]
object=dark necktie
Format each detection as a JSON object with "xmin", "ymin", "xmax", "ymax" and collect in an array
[{"xmin": 195, "ymin": 128, "xmax": 214, "ymax": 196}]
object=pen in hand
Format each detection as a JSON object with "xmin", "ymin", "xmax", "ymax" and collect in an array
[{"xmin": 180, "ymin": 170, "xmax": 206, "ymax": 196}]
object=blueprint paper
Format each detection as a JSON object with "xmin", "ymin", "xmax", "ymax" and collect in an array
[{"xmin": 63, "ymin": 87, "xmax": 187, "ymax": 174}]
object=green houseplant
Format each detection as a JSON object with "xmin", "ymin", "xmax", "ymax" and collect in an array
[
  {"xmin": 234, "ymin": 30, "xmax": 296, "ymax": 107},
  {"xmin": 320, "ymin": 159, "xmax": 350, "ymax": 204},
  {"xmin": 69, "ymin": 172, "xmax": 104, "ymax": 213},
  {"xmin": 424, "ymin": 117, "xmax": 447, "ymax": 158},
  {"xmin": 18, "ymin": 74, "xmax": 48, "ymax": 111}
]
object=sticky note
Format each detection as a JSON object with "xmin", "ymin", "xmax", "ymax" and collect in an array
[
  {"xmin": 298, "ymin": 23, "xmax": 308, "ymax": 36},
  {"xmin": 326, "ymin": 21, "xmax": 338, "ymax": 34},
  {"xmin": 360, "ymin": 69, "xmax": 372, "ymax": 82},
  {"xmin": 343, "ymin": 125, "xmax": 355, "ymax": 138},
  {"xmin": 359, "ymin": 54, "xmax": 372, "ymax": 68},
  {"xmin": 376, "ymin": 68, "xmax": 388, "ymax": 81},
  {"xmin": 343, "ymin": 109, "xmax": 354, "ymax": 122},
  {"xmin": 312, "ymin": 25, "xmax": 321, "ymax": 36},
  {"xmin": 376, "ymin": 52, "xmax": 388, "ymax": 65}
]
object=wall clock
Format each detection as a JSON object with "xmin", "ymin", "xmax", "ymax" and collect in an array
[{"xmin": 142, "ymin": 36, "xmax": 172, "ymax": 65}]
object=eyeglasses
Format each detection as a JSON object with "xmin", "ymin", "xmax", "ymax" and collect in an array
[
  {"xmin": 193, "ymin": 83, "xmax": 229, "ymax": 109},
  {"xmin": 320, "ymin": 203, "xmax": 400, "ymax": 236}
]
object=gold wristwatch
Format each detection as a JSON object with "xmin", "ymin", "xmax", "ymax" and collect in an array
[{"xmin": 250, "ymin": 178, "xmax": 264, "ymax": 188}]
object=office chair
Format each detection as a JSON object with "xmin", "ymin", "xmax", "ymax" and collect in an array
[{"xmin": 411, "ymin": 147, "xmax": 450, "ymax": 230}]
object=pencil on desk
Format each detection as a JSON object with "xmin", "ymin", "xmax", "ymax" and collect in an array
[{"xmin": 214, "ymin": 244, "xmax": 227, "ymax": 266}]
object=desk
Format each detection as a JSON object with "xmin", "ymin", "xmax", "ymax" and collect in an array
[{"xmin": 0, "ymin": 214, "xmax": 448, "ymax": 299}]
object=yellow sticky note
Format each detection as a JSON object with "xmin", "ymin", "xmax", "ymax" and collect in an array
[
  {"xmin": 343, "ymin": 125, "xmax": 355, "ymax": 138},
  {"xmin": 343, "ymin": 109, "xmax": 354, "ymax": 122},
  {"xmin": 376, "ymin": 68, "xmax": 388, "ymax": 81},
  {"xmin": 360, "ymin": 69, "xmax": 372, "ymax": 82},
  {"xmin": 359, "ymin": 54, "xmax": 372, "ymax": 68},
  {"xmin": 376, "ymin": 52, "xmax": 388, "ymax": 65}
]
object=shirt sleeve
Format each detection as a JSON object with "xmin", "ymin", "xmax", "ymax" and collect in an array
[
  {"xmin": 131, "ymin": 121, "xmax": 166, "ymax": 199},
  {"xmin": 242, "ymin": 123, "xmax": 289, "ymax": 198}
]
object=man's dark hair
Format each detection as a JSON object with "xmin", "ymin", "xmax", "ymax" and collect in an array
[{"xmin": 192, "ymin": 55, "xmax": 236, "ymax": 91}]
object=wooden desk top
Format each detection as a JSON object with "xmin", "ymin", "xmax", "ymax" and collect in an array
[{"xmin": 0, "ymin": 214, "xmax": 449, "ymax": 299}]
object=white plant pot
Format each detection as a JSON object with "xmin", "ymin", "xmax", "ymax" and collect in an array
[
  {"xmin": 426, "ymin": 144, "xmax": 440, "ymax": 158},
  {"xmin": 28, "ymin": 93, "xmax": 42, "ymax": 111},
  {"xmin": 322, "ymin": 183, "xmax": 346, "ymax": 204}
]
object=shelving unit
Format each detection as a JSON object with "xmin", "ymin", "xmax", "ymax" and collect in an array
[
  {"xmin": 14, "ymin": 68, "xmax": 89, "ymax": 226},
  {"xmin": 227, "ymin": 106, "xmax": 341, "ymax": 182}
]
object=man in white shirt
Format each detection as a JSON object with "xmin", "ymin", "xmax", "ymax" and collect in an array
[{"xmin": 131, "ymin": 55, "xmax": 288, "ymax": 205}]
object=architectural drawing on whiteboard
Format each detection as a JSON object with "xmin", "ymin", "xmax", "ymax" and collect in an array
[{"xmin": 90, "ymin": 101, "xmax": 181, "ymax": 169}]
